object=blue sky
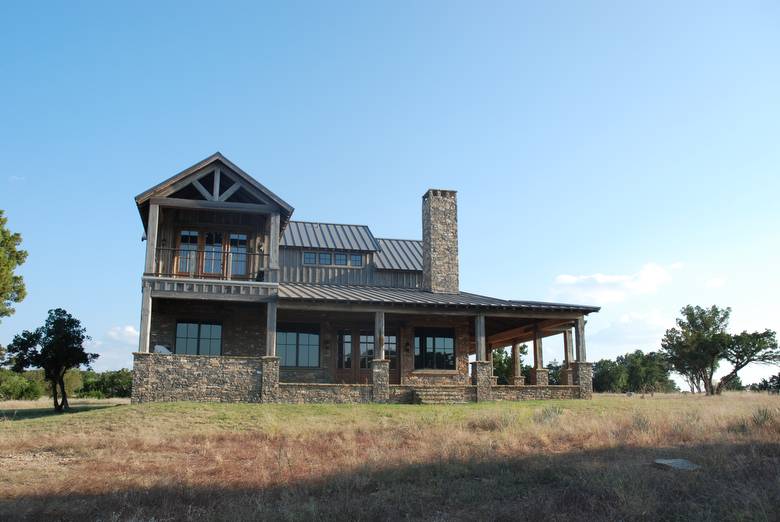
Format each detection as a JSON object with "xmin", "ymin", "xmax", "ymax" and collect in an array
[{"xmin": 1, "ymin": 1, "xmax": 778, "ymax": 384}]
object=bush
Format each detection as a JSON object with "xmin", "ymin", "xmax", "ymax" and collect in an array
[
  {"xmin": 77, "ymin": 369, "xmax": 132, "ymax": 398},
  {"xmin": 0, "ymin": 372, "xmax": 43, "ymax": 400}
]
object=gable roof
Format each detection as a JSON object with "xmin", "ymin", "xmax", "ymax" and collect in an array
[
  {"xmin": 281, "ymin": 221, "xmax": 380, "ymax": 252},
  {"xmin": 134, "ymin": 152, "xmax": 294, "ymax": 217},
  {"xmin": 374, "ymin": 238, "xmax": 423, "ymax": 271}
]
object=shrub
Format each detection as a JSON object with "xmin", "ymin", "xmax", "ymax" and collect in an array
[
  {"xmin": 0, "ymin": 373, "xmax": 43, "ymax": 400},
  {"xmin": 77, "ymin": 369, "xmax": 132, "ymax": 398},
  {"xmin": 533, "ymin": 406, "xmax": 563, "ymax": 424},
  {"xmin": 751, "ymin": 407, "xmax": 774, "ymax": 428}
]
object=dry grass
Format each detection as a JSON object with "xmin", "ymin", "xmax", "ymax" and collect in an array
[{"xmin": 1, "ymin": 393, "xmax": 779, "ymax": 521}]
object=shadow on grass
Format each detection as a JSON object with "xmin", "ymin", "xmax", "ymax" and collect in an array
[
  {"xmin": 0, "ymin": 403, "xmax": 119, "ymax": 421},
  {"xmin": 1, "ymin": 441, "xmax": 778, "ymax": 521}
]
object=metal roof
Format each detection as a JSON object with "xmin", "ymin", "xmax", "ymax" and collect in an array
[
  {"xmin": 374, "ymin": 238, "xmax": 423, "ymax": 271},
  {"xmin": 278, "ymin": 283, "xmax": 600, "ymax": 313},
  {"xmin": 281, "ymin": 221, "xmax": 380, "ymax": 252}
]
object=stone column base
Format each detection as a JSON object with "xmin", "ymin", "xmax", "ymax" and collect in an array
[
  {"xmin": 259, "ymin": 356, "xmax": 280, "ymax": 403},
  {"xmin": 530, "ymin": 368, "xmax": 549, "ymax": 386},
  {"xmin": 570, "ymin": 362, "xmax": 593, "ymax": 399},
  {"xmin": 560, "ymin": 367, "xmax": 574, "ymax": 386},
  {"xmin": 511, "ymin": 376, "xmax": 526, "ymax": 386},
  {"xmin": 471, "ymin": 360, "xmax": 492, "ymax": 402},
  {"xmin": 371, "ymin": 359, "xmax": 390, "ymax": 403}
]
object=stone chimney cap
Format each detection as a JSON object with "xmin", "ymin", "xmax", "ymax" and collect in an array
[{"xmin": 422, "ymin": 189, "xmax": 457, "ymax": 199}]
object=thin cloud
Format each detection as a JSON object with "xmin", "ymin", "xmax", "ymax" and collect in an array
[
  {"xmin": 106, "ymin": 325, "xmax": 139, "ymax": 346},
  {"xmin": 552, "ymin": 262, "xmax": 680, "ymax": 305}
]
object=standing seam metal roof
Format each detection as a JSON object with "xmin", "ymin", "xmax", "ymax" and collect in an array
[
  {"xmin": 278, "ymin": 283, "xmax": 600, "ymax": 312},
  {"xmin": 281, "ymin": 221, "xmax": 380, "ymax": 252},
  {"xmin": 374, "ymin": 238, "xmax": 423, "ymax": 271}
]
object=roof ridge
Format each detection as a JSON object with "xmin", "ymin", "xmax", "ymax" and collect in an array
[{"xmin": 289, "ymin": 219, "xmax": 373, "ymax": 229}]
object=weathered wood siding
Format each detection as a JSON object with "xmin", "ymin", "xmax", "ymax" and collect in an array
[{"xmin": 279, "ymin": 247, "xmax": 421, "ymax": 288}]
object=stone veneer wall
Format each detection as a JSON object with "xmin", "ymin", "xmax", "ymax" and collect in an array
[
  {"xmin": 150, "ymin": 299, "xmax": 267, "ymax": 357},
  {"xmin": 278, "ymin": 384, "xmax": 372, "ymax": 403},
  {"xmin": 132, "ymin": 352, "xmax": 262, "ymax": 403},
  {"xmin": 422, "ymin": 189, "xmax": 459, "ymax": 294},
  {"xmin": 491, "ymin": 385, "xmax": 580, "ymax": 401}
]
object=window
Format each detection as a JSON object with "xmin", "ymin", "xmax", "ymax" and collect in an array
[
  {"xmin": 229, "ymin": 234, "xmax": 248, "ymax": 276},
  {"xmin": 278, "ymin": 325, "xmax": 320, "ymax": 367},
  {"xmin": 334, "ymin": 253, "xmax": 348, "ymax": 266},
  {"xmin": 414, "ymin": 328, "xmax": 455, "ymax": 370},
  {"xmin": 175, "ymin": 322, "xmax": 222, "ymax": 356},
  {"xmin": 303, "ymin": 252, "xmax": 316, "ymax": 265},
  {"xmin": 338, "ymin": 330, "xmax": 352, "ymax": 369},
  {"xmin": 203, "ymin": 232, "xmax": 224, "ymax": 274},
  {"xmin": 350, "ymin": 254, "xmax": 363, "ymax": 267},
  {"xmin": 386, "ymin": 334, "xmax": 398, "ymax": 370},
  {"xmin": 359, "ymin": 332, "xmax": 374, "ymax": 369},
  {"xmin": 318, "ymin": 252, "xmax": 332, "ymax": 265},
  {"xmin": 178, "ymin": 230, "xmax": 199, "ymax": 273}
]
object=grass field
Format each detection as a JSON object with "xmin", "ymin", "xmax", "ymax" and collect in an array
[{"xmin": 1, "ymin": 393, "xmax": 779, "ymax": 521}]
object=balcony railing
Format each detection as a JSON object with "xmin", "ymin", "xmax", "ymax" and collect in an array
[{"xmin": 152, "ymin": 247, "xmax": 270, "ymax": 282}]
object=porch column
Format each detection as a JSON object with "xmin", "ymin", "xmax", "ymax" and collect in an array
[
  {"xmin": 471, "ymin": 313, "xmax": 492, "ymax": 401},
  {"xmin": 266, "ymin": 300, "xmax": 277, "ymax": 357},
  {"xmin": 574, "ymin": 317, "xmax": 587, "ymax": 362},
  {"xmin": 511, "ymin": 340, "xmax": 525, "ymax": 386},
  {"xmin": 144, "ymin": 202, "xmax": 160, "ymax": 275},
  {"xmin": 138, "ymin": 281, "xmax": 152, "ymax": 353},
  {"xmin": 561, "ymin": 329, "xmax": 574, "ymax": 385},
  {"xmin": 530, "ymin": 328, "xmax": 549, "ymax": 385},
  {"xmin": 260, "ymin": 299, "xmax": 280, "ymax": 402},
  {"xmin": 374, "ymin": 311, "xmax": 385, "ymax": 360},
  {"xmin": 371, "ymin": 311, "xmax": 389, "ymax": 403},
  {"xmin": 267, "ymin": 212, "xmax": 280, "ymax": 283},
  {"xmin": 571, "ymin": 317, "xmax": 593, "ymax": 399}
]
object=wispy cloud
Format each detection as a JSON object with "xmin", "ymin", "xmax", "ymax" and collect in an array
[
  {"xmin": 552, "ymin": 262, "xmax": 681, "ymax": 305},
  {"xmin": 106, "ymin": 325, "xmax": 139, "ymax": 346}
]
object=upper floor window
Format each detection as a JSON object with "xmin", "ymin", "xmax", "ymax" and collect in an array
[
  {"xmin": 175, "ymin": 322, "xmax": 222, "ymax": 356},
  {"xmin": 278, "ymin": 325, "xmax": 320, "ymax": 368},
  {"xmin": 229, "ymin": 234, "xmax": 248, "ymax": 276},
  {"xmin": 318, "ymin": 252, "xmax": 332, "ymax": 265},
  {"xmin": 303, "ymin": 252, "xmax": 317, "ymax": 265},
  {"xmin": 178, "ymin": 231, "xmax": 199, "ymax": 273},
  {"xmin": 173, "ymin": 228, "xmax": 256, "ymax": 279},
  {"xmin": 334, "ymin": 253, "xmax": 348, "ymax": 266},
  {"xmin": 301, "ymin": 250, "xmax": 364, "ymax": 268},
  {"xmin": 350, "ymin": 254, "xmax": 363, "ymax": 267},
  {"xmin": 203, "ymin": 232, "xmax": 224, "ymax": 274},
  {"xmin": 414, "ymin": 328, "xmax": 455, "ymax": 370}
]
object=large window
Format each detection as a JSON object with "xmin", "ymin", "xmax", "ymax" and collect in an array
[
  {"xmin": 203, "ymin": 232, "xmax": 224, "ymax": 274},
  {"xmin": 414, "ymin": 328, "xmax": 455, "ymax": 370},
  {"xmin": 229, "ymin": 233, "xmax": 248, "ymax": 276},
  {"xmin": 338, "ymin": 330, "xmax": 352, "ymax": 369},
  {"xmin": 386, "ymin": 334, "xmax": 398, "ymax": 370},
  {"xmin": 359, "ymin": 332, "xmax": 374, "ymax": 369},
  {"xmin": 178, "ymin": 230, "xmax": 199, "ymax": 273},
  {"xmin": 175, "ymin": 322, "xmax": 222, "ymax": 356},
  {"xmin": 278, "ymin": 325, "xmax": 320, "ymax": 367}
]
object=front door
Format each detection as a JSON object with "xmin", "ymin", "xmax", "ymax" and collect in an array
[{"xmin": 334, "ymin": 327, "xmax": 401, "ymax": 384}]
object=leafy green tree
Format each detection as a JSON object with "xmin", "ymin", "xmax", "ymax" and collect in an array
[
  {"xmin": 661, "ymin": 305, "xmax": 732, "ymax": 395},
  {"xmin": 491, "ymin": 344, "xmax": 527, "ymax": 385},
  {"xmin": 716, "ymin": 330, "xmax": 779, "ymax": 394},
  {"xmin": 4, "ymin": 309, "xmax": 97, "ymax": 411},
  {"xmin": 0, "ymin": 368, "xmax": 43, "ymax": 400},
  {"xmin": 592, "ymin": 359, "xmax": 628, "ymax": 392},
  {"xmin": 661, "ymin": 305, "xmax": 779, "ymax": 395},
  {"xmin": 78, "ymin": 369, "xmax": 133, "ymax": 398},
  {"xmin": 546, "ymin": 359, "xmax": 562, "ymax": 385},
  {"xmin": 721, "ymin": 375, "xmax": 745, "ymax": 391},
  {"xmin": 0, "ymin": 210, "xmax": 27, "ymax": 322}
]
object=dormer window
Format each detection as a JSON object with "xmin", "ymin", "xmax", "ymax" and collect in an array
[
  {"xmin": 303, "ymin": 252, "xmax": 317, "ymax": 265},
  {"xmin": 350, "ymin": 254, "xmax": 363, "ymax": 267},
  {"xmin": 318, "ymin": 252, "xmax": 332, "ymax": 265},
  {"xmin": 334, "ymin": 253, "xmax": 348, "ymax": 266}
]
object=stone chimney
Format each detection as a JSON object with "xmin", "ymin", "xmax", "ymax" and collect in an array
[{"xmin": 422, "ymin": 189, "xmax": 459, "ymax": 294}]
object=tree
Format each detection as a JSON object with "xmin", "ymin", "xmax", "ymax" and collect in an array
[
  {"xmin": 661, "ymin": 305, "xmax": 779, "ymax": 395},
  {"xmin": 721, "ymin": 375, "xmax": 745, "ymax": 391},
  {"xmin": 546, "ymin": 359, "xmax": 562, "ymax": 385},
  {"xmin": 491, "ymin": 344, "xmax": 527, "ymax": 385},
  {"xmin": 592, "ymin": 359, "xmax": 628, "ymax": 392},
  {"xmin": 0, "ymin": 210, "xmax": 28, "ymax": 322},
  {"xmin": 716, "ymin": 330, "xmax": 779, "ymax": 394},
  {"xmin": 4, "ymin": 308, "xmax": 97, "ymax": 411},
  {"xmin": 618, "ymin": 350, "xmax": 677, "ymax": 394}
]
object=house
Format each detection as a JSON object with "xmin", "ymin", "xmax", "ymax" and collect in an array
[{"xmin": 131, "ymin": 153, "xmax": 599, "ymax": 404}]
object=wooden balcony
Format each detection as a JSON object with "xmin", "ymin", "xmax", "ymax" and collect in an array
[{"xmin": 144, "ymin": 247, "xmax": 278, "ymax": 302}]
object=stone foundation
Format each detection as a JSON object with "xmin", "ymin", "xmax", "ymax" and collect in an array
[{"xmin": 132, "ymin": 353, "xmax": 594, "ymax": 403}]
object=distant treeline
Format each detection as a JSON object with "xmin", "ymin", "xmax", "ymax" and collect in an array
[{"xmin": 0, "ymin": 368, "xmax": 132, "ymax": 401}]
